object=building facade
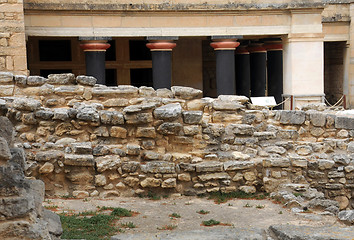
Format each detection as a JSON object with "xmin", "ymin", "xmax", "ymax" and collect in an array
[{"xmin": 1, "ymin": 0, "xmax": 353, "ymax": 109}]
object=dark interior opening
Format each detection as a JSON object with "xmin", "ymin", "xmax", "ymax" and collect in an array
[
  {"xmin": 39, "ymin": 40, "xmax": 72, "ymax": 61},
  {"xmin": 106, "ymin": 40, "xmax": 116, "ymax": 61},
  {"xmin": 130, "ymin": 68, "xmax": 153, "ymax": 87},
  {"xmin": 106, "ymin": 69, "xmax": 117, "ymax": 86},
  {"xmin": 129, "ymin": 40, "xmax": 151, "ymax": 61}
]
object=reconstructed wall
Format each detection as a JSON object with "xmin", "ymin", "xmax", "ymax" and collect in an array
[
  {"xmin": 0, "ymin": 0, "xmax": 27, "ymax": 75},
  {"xmin": 0, "ymin": 72, "xmax": 353, "ymax": 210}
]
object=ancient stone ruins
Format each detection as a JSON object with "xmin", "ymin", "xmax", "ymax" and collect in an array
[{"xmin": 0, "ymin": 72, "xmax": 353, "ymax": 238}]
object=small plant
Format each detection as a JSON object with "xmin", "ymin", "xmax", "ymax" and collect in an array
[
  {"xmin": 162, "ymin": 194, "xmax": 169, "ymax": 199},
  {"xmin": 121, "ymin": 222, "xmax": 136, "ymax": 228},
  {"xmin": 111, "ymin": 207, "xmax": 132, "ymax": 217},
  {"xmin": 185, "ymin": 202, "xmax": 191, "ymax": 205},
  {"xmin": 60, "ymin": 194, "xmax": 76, "ymax": 199},
  {"xmin": 157, "ymin": 225, "xmax": 177, "ymax": 230},
  {"xmin": 228, "ymin": 203, "xmax": 233, "ymax": 206},
  {"xmin": 202, "ymin": 219, "xmax": 220, "ymax": 226},
  {"xmin": 83, "ymin": 198, "xmax": 90, "ymax": 202},
  {"xmin": 197, "ymin": 210, "xmax": 210, "ymax": 215},
  {"xmin": 293, "ymin": 192, "xmax": 303, "ymax": 197},
  {"xmin": 78, "ymin": 210, "xmax": 98, "ymax": 216},
  {"xmin": 278, "ymin": 211, "xmax": 283, "ymax": 214},
  {"xmin": 44, "ymin": 205, "xmax": 58, "ymax": 210},
  {"xmin": 147, "ymin": 191, "xmax": 161, "ymax": 200},
  {"xmin": 169, "ymin": 212, "xmax": 181, "ymax": 218},
  {"xmin": 243, "ymin": 203, "xmax": 252, "ymax": 208},
  {"xmin": 256, "ymin": 205, "xmax": 265, "ymax": 209}
]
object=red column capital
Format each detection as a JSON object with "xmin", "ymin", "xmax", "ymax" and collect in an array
[
  {"xmin": 210, "ymin": 40, "xmax": 240, "ymax": 50},
  {"xmin": 80, "ymin": 40, "xmax": 111, "ymax": 52},
  {"xmin": 146, "ymin": 41, "xmax": 177, "ymax": 51}
]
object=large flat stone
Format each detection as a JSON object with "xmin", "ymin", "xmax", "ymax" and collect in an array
[
  {"xmin": 64, "ymin": 154, "xmax": 94, "ymax": 167},
  {"xmin": 278, "ymin": 110, "xmax": 306, "ymax": 125}
]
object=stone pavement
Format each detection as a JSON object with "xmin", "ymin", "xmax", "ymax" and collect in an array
[{"xmin": 111, "ymin": 225, "xmax": 354, "ymax": 240}]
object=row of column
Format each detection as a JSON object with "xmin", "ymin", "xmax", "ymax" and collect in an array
[{"xmin": 79, "ymin": 37, "xmax": 283, "ymax": 105}]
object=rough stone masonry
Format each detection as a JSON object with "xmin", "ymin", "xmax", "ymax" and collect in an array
[{"xmin": 0, "ymin": 72, "xmax": 353, "ymax": 224}]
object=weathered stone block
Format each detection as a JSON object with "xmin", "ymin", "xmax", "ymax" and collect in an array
[
  {"xmin": 0, "ymin": 85, "xmax": 14, "ymax": 96},
  {"xmin": 263, "ymin": 158, "xmax": 290, "ymax": 168},
  {"xmin": 178, "ymin": 173, "xmax": 191, "ymax": 182},
  {"xmin": 14, "ymin": 75, "xmax": 26, "ymax": 87},
  {"xmin": 76, "ymin": 107, "xmax": 100, "ymax": 122},
  {"xmin": 123, "ymin": 102, "xmax": 157, "ymax": 113},
  {"xmin": 239, "ymin": 185, "xmax": 256, "ymax": 194},
  {"xmin": 27, "ymin": 76, "xmax": 46, "ymax": 86},
  {"xmin": 253, "ymin": 132, "xmax": 276, "ymax": 140},
  {"xmin": 64, "ymin": 154, "xmax": 94, "ymax": 167},
  {"xmin": 153, "ymin": 103, "xmax": 182, "ymax": 121},
  {"xmin": 110, "ymin": 126, "xmax": 127, "ymax": 138},
  {"xmin": 157, "ymin": 122, "xmax": 183, "ymax": 135},
  {"xmin": 0, "ymin": 137, "xmax": 11, "ymax": 162},
  {"xmin": 76, "ymin": 75, "xmax": 96, "ymax": 86},
  {"xmin": 348, "ymin": 142, "xmax": 354, "ymax": 153},
  {"xmin": 182, "ymin": 111, "xmax": 203, "ymax": 125},
  {"xmin": 295, "ymin": 145, "xmax": 312, "ymax": 156},
  {"xmin": 71, "ymin": 142, "xmax": 92, "ymax": 154},
  {"xmin": 95, "ymin": 155, "xmax": 121, "ymax": 172},
  {"xmin": 290, "ymin": 158, "xmax": 308, "ymax": 168},
  {"xmin": 335, "ymin": 115, "xmax": 354, "ymax": 130},
  {"xmin": 265, "ymin": 146, "xmax": 286, "ymax": 155},
  {"xmin": 0, "ymin": 117, "xmax": 13, "ymax": 146},
  {"xmin": 35, "ymin": 150, "xmax": 64, "ymax": 162},
  {"xmin": 39, "ymin": 162, "xmax": 54, "ymax": 174},
  {"xmin": 278, "ymin": 110, "xmax": 305, "ymax": 125},
  {"xmin": 35, "ymin": 108, "xmax": 54, "ymax": 120},
  {"xmin": 139, "ymin": 86, "xmax": 156, "ymax": 97},
  {"xmin": 92, "ymin": 85, "xmax": 139, "ymax": 98},
  {"xmin": 277, "ymin": 130, "xmax": 299, "ymax": 140},
  {"xmin": 195, "ymin": 161, "xmax": 223, "ymax": 172},
  {"xmin": 47, "ymin": 73, "xmax": 75, "ymax": 85},
  {"xmin": 103, "ymin": 98, "xmax": 129, "ymax": 107},
  {"xmin": 95, "ymin": 174, "xmax": 106, "ymax": 186},
  {"xmin": 142, "ymin": 151, "xmax": 161, "ymax": 161},
  {"xmin": 203, "ymin": 123, "xmax": 225, "ymax": 137},
  {"xmin": 141, "ymin": 161, "xmax": 175, "ymax": 174},
  {"xmin": 94, "ymin": 126, "xmax": 109, "ymax": 137},
  {"xmin": 161, "ymin": 178, "xmax": 177, "ymax": 188},
  {"xmin": 224, "ymin": 161, "xmax": 254, "ymax": 171},
  {"xmin": 13, "ymin": 98, "xmax": 41, "ymax": 111},
  {"xmin": 53, "ymin": 108, "xmax": 69, "ymax": 121},
  {"xmin": 124, "ymin": 112, "xmax": 153, "ymax": 124},
  {"xmin": 212, "ymin": 100, "xmax": 243, "ymax": 111},
  {"xmin": 126, "ymin": 144, "xmax": 140, "ymax": 155},
  {"xmin": 0, "ymin": 72, "xmax": 13, "ymax": 83},
  {"xmin": 308, "ymin": 111, "xmax": 326, "ymax": 127},
  {"xmin": 54, "ymin": 86, "xmax": 84, "ymax": 95},
  {"xmin": 171, "ymin": 86, "xmax": 202, "ymax": 100},
  {"xmin": 318, "ymin": 159, "xmax": 335, "ymax": 170},
  {"xmin": 136, "ymin": 127, "xmax": 156, "ymax": 138},
  {"xmin": 338, "ymin": 210, "xmax": 354, "ymax": 225},
  {"xmin": 140, "ymin": 177, "xmax": 162, "ymax": 188},
  {"xmin": 183, "ymin": 125, "xmax": 201, "ymax": 136},
  {"xmin": 198, "ymin": 172, "xmax": 230, "ymax": 181},
  {"xmin": 225, "ymin": 124, "xmax": 255, "ymax": 136}
]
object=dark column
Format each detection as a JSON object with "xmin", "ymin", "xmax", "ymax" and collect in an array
[
  {"xmin": 235, "ymin": 45, "xmax": 251, "ymax": 97},
  {"xmin": 146, "ymin": 40, "xmax": 177, "ymax": 89},
  {"xmin": 210, "ymin": 38, "xmax": 240, "ymax": 96},
  {"xmin": 265, "ymin": 42, "xmax": 283, "ymax": 109},
  {"xmin": 248, "ymin": 43, "xmax": 267, "ymax": 97},
  {"xmin": 79, "ymin": 37, "xmax": 111, "ymax": 85}
]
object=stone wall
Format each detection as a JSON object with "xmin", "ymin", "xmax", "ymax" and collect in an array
[
  {"xmin": 0, "ymin": 72, "xmax": 353, "ymax": 211},
  {"xmin": 0, "ymin": 112, "xmax": 62, "ymax": 239},
  {"xmin": 0, "ymin": 0, "xmax": 27, "ymax": 75}
]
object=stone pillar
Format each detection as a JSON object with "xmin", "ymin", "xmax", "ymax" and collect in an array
[
  {"xmin": 146, "ymin": 37, "xmax": 177, "ymax": 90},
  {"xmin": 79, "ymin": 37, "xmax": 111, "ymax": 85},
  {"xmin": 282, "ymin": 34, "xmax": 324, "ymax": 109},
  {"xmin": 348, "ymin": 3, "xmax": 354, "ymax": 108},
  {"xmin": 235, "ymin": 45, "xmax": 251, "ymax": 97},
  {"xmin": 265, "ymin": 41, "xmax": 283, "ymax": 109},
  {"xmin": 248, "ymin": 43, "xmax": 267, "ymax": 97},
  {"xmin": 210, "ymin": 36, "xmax": 240, "ymax": 96}
]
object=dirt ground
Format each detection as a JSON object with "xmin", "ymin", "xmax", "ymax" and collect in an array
[{"xmin": 44, "ymin": 195, "xmax": 344, "ymax": 236}]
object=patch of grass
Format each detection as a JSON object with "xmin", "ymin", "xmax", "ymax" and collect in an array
[
  {"xmin": 243, "ymin": 203, "xmax": 252, "ymax": 207},
  {"xmin": 169, "ymin": 212, "xmax": 181, "ymax": 218},
  {"xmin": 78, "ymin": 211, "xmax": 98, "ymax": 216},
  {"xmin": 147, "ymin": 191, "xmax": 161, "ymax": 200},
  {"xmin": 59, "ymin": 213, "xmax": 118, "ymax": 240},
  {"xmin": 197, "ymin": 210, "xmax": 210, "ymax": 215},
  {"xmin": 162, "ymin": 194, "xmax": 169, "ymax": 199},
  {"xmin": 278, "ymin": 211, "xmax": 283, "ymax": 214},
  {"xmin": 60, "ymin": 194, "xmax": 76, "ymax": 199},
  {"xmin": 157, "ymin": 225, "xmax": 177, "ymax": 230},
  {"xmin": 202, "ymin": 219, "xmax": 220, "ymax": 226},
  {"xmin": 256, "ymin": 205, "xmax": 265, "ymax": 209},
  {"xmin": 44, "ymin": 205, "xmax": 58, "ymax": 210},
  {"xmin": 111, "ymin": 208, "xmax": 132, "ymax": 217},
  {"xmin": 293, "ymin": 192, "xmax": 303, "ymax": 197},
  {"xmin": 121, "ymin": 222, "xmax": 136, "ymax": 228},
  {"xmin": 208, "ymin": 191, "xmax": 267, "ymax": 204}
]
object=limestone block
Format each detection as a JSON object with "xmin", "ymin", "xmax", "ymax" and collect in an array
[
  {"xmin": 310, "ymin": 127, "xmax": 325, "ymax": 137},
  {"xmin": 161, "ymin": 178, "xmax": 177, "ymax": 188},
  {"xmin": 308, "ymin": 111, "xmax": 326, "ymax": 127},
  {"xmin": 64, "ymin": 154, "xmax": 94, "ymax": 167},
  {"xmin": 94, "ymin": 126, "xmax": 109, "ymax": 137},
  {"xmin": 0, "ymin": 137, "xmax": 11, "ymax": 162},
  {"xmin": 140, "ymin": 177, "xmax": 162, "ymax": 188},
  {"xmin": 186, "ymin": 99, "xmax": 209, "ymax": 111},
  {"xmin": 142, "ymin": 151, "xmax": 161, "ymax": 161},
  {"xmin": 93, "ymin": 145, "xmax": 110, "ymax": 156},
  {"xmin": 0, "ymin": 72, "xmax": 13, "ymax": 83},
  {"xmin": 47, "ymin": 73, "xmax": 75, "ymax": 85},
  {"xmin": 212, "ymin": 99, "xmax": 244, "ymax": 111},
  {"xmin": 76, "ymin": 106, "xmax": 100, "ymax": 122},
  {"xmin": 13, "ymin": 97, "xmax": 41, "ymax": 111},
  {"xmin": 253, "ymin": 132, "xmax": 276, "ymax": 140},
  {"xmin": 182, "ymin": 111, "xmax": 203, "ymax": 124},
  {"xmin": 141, "ymin": 161, "xmax": 175, "ymax": 174},
  {"xmin": 136, "ymin": 127, "xmax": 156, "ymax": 138},
  {"xmin": 67, "ymin": 171, "xmax": 94, "ymax": 183},
  {"xmin": 95, "ymin": 155, "xmax": 121, "ymax": 172},
  {"xmin": 22, "ymin": 84, "xmax": 55, "ymax": 96},
  {"xmin": 92, "ymin": 85, "xmax": 139, "ymax": 98},
  {"xmin": 72, "ymin": 191, "xmax": 90, "ymax": 199},
  {"xmin": 198, "ymin": 172, "xmax": 231, "ymax": 181},
  {"xmin": 178, "ymin": 173, "xmax": 191, "ymax": 182},
  {"xmin": 225, "ymin": 124, "xmax": 255, "ymax": 136},
  {"xmin": 71, "ymin": 142, "xmax": 92, "ymax": 154},
  {"xmin": 338, "ymin": 210, "xmax": 354, "ymax": 225},
  {"xmin": 157, "ymin": 122, "xmax": 183, "ymax": 135},
  {"xmin": 124, "ymin": 112, "xmax": 153, "ymax": 124},
  {"xmin": 295, "ymin": 145, "xmax": 312, "ymax": 156},
  {"xmin": 244, "ymin": 171, "xmax": 256, "ymax": 181},
  {"xmin": 203, "ymin": 123, "xmax": 225, "ymax": 137},
  {"xmin": 76, "ymin": 75, "xmax": 97, "ymax": 86},
  {"xmin": 139, "ymin": 86, "xmax": 156, "ymax": 97},
  {"xmin": 171, "ymin": 136, "xmax": 193, "ymax": 144},
  {"xmin": 337, "ymin": 129, "xmax": 349, "ymax": 138},
  {"xmin": 308, "ymin": 198, "xmax": 339, "ymax": 209},
  {"xmin": 126, "ymin": 144, "xmax": 140, "ymax": 155},
  {"xmin": 39, "ymin": 162, "xmax": 54, "ymax": 174},
  {"xmin": 35, "ymin": 108, "xmax": 54, "ymax": 120},
  {"xmin": 328, "ymin": 171, "xmax": 345, "ymax": 178},
  {"xmin": 277, "ymin": 130, "xmax": 299, "ymax": 140},
  {"xmin": 183, "ymin": 125, "xmax": 201, "ymax": 136},
  {"xmin": 239, "ymin": 185, "xmax": 256, "ymax": 194},
  {"xmin": 263, "ymin": 158, "xmax": 290, "ymax": 168},
  {"xmin": 335, "ymin": 116, "xmax": 354, "ymax": 130},
  {"xmin": 333, "ymin": 154, "xmax": 350, "ymax": 165},
  {"xmin": 53, "ymin": 108, "xmax": 69, "ymax": 121},
  {"xmin": 35, "ymin": 150, "xmax": 64, "ymax": 162},
  {"xmin": 95, "ymin": 174, "xmax": 107, "ymax": 186},
  {"xmin": 231, "ymin": 151, "xmax": 250, "ymax": 160},
  {"xmin": 224, "ymin": 161, "xmax": 254, "ymax": 171},
  {"xmin": 27, "ymin": 76, "xmax": 47, "ymax": 86},
  {"xmin": 178, "ymin": 163, "xmax": 195, "ymax": 172},
  {"xmin": 325, "ymin": 183, "xmax": 343, "ymax": 190},
  {"xmin": 153, "ymin": 103, "xmax": 182, "ymax": 121},
  {"xmin": 101, "ymin": 191, "xmax": 120, "ymax": 198},
  {"xmin": 290, "ymin": 158, "xmax": 308, "ymax": 168},
  {"xmin": 110, "ymin": 126, "xmax": 127, "ymax": 138},
  {"xmin": 123, "ymin": 177, "xmax": 140, "ymax": 187},
  {"xmin": 121, "ymin": 161, "xmax": 140, "ymax": 173},
  {"xmin": 171, "ymin": 86, "xmax": 202, "ymax": 100},
  {"xmin": 233, "ymin": 137, "xmax": 258, "ymax": 145},
  {"xmin": 195, "ymin": 161, "xmax": 223, "ymax": 172},
  {"xmin": 232, "ymin": 173, "xmax": 243, "ymax": 182},
  {"xmin": 0, "ymin": 196, "xmax": 34, "ymax": 219},
  {"xmin": 54, "ymin": 86, "xmax": 84, "ymax": 96},
  {"xmin": 278, "ymin": 110, "xmax": 305, "ymax": 125},
  {"xmin": 218, "ymin": 95, "xmax": 249, "ymax": 104},
  {"xmin": 0, "ymin": 116, "xmax": 13, "ymax": 146},
  {"xmin": 348, "ymin": 142, "xmax": 354, "ymax": 152},
  {"xmin": 103, "ymin": 98, "xmax": 129, "ymax": 107},
  {"xmin": 99, "ymin": 111, "xmax": 124, "ymax": 125},
  {"xmin": 21, "ymin": 113, "xmax": 37, "ymax": 125},
  {"xmin": 123, "ymin": 102, "xmax": 157, "ymax": 113},
  {"xmin": 265, "ymin": 146, "xmax": 286, "ymax": 155}
]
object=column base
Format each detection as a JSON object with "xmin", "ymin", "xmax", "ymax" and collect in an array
[{"xmin": 282, "ymin": 94, "xmax": 325, "ymax": 110}]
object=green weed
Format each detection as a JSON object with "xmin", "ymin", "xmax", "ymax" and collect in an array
[
  {"xmin": 169, "ymin": 212, "xmax": 181, "ymax": 218},
  {"xmin": 197, "ymin": 210, "xmax": 210, "ymax": 215},
  {"xmin": 121, "ymin": 221, "xmax": 136, "ymax": 228},
  {"xmin": 202, "ymin": 219, "xmax": 220, "ymax": 226}
]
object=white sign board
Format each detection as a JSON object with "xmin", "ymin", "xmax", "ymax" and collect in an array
[{"xmin": 251, "ymin": 96, "xmax": 277, "ymax": 107}]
